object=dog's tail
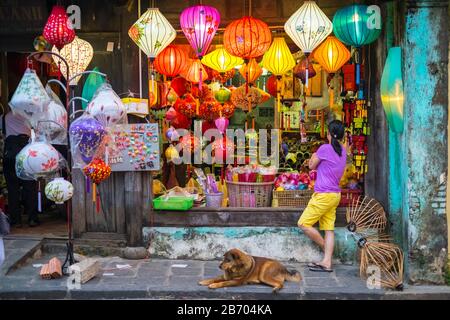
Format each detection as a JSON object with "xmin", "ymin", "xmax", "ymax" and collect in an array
[{"xmin": 284, "ymin": 269, "xmax": 302, "ymax": 282}]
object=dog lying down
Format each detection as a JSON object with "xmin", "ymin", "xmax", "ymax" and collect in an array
[{"xmin": 199, "ymin": 248, "xmax": 301, "ymax": 292}]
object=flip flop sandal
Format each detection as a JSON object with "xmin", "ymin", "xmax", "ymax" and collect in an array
[
  {"xmin": 309, "ymin": 264, "xmax": 333, "ymax": 273},
  {"xmin": 307, "ymin": 262, "xmax": 320, "ymax": 268}
]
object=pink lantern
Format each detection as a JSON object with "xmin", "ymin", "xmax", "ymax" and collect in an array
[
  {"xmin": 215, "ymin": 117, "xmax": 229, "ymax": 134},
  {"xmin": 180, "ymin": 5, "xmax": 220, "ymax": 58}
]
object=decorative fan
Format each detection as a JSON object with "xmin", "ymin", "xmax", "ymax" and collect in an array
[{"xmin": 346, "ymin": 196, "xmax": 387, "ymax": 234}]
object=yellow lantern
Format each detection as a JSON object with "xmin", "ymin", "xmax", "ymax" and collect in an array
[
  {"xmin": 312, "ymin": 36, "xmax": 350, "ymax": 109},
  {"xmin": 262, "ymin": 37, "xmax": 296, "ymax": 76},
  {"xmin": 201, "ymin": 45, "xmax": 243, "ymax": 73},
  {"xmin": 165, "ymin": 144, "xmax": 180, "ymax": 162},
  {"xmin": 239, "ymin": 58, "xmax": 262, "ymax": 85}
]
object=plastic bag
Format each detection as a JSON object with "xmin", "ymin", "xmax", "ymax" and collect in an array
[
  {"xmin": 15, "ymin": 131, "xmax": 67, "ymax": 181},
  {"xmin": 8, "ymin": 68, "xmax": 50, "ymax": 125},
  {"xmin": 82, "ymin": 67, "xmax": 106, "ymax": 110},
  {"xmin": 152, "ymin": 179, "xmax": 166, "ymax": 196},
  {"xmin": 69, "ymin": 112, "xmax": 106, "ymax": 168},
  {"xmin": 33, "ymin": 85, "xmax": 68, "ymax": 145},
  {"xmin": 87, "ymin": 83, "xmax": 127, "ymax": 127}
]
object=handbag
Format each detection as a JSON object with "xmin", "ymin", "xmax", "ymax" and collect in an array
[{"xmin": 0, "ymin": 211, "xmax": 10, "ymax": 236}]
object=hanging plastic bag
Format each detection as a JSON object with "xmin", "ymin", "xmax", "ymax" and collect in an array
[
  {"xmin": 9, "ymin": 68, "xmax": 50, "ymax": 125},
  {"xmin": 69, "ymin": 112, "xmax": 106, "ymax": 168},
  {"xmin": 87, "ymin": 83, "xmax": 127, "ymax": 127},
  {"xmin": 15, "ymin": 131, "xmax": 67, "ymax": 181},
  {"xmin": 33, "ymin": 85, "xmax": 68, "ymax": 145}
]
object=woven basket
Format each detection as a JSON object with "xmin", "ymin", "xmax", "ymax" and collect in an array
[
  {"xmin": 226, "ymin": 180, "xmax": 275, "ymax": 207},
  {"xmin": 272, "ymin": 190, "xmax": 314, "ymax": 208}
]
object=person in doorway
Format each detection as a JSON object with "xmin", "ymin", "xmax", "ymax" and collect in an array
[
  {"xmin": 2, "ymin": 111, "xmax": 39, "ymax": 227},
  {"xmin": 297, "ymin": 120, "xmax": 346, "ymax": 272}
]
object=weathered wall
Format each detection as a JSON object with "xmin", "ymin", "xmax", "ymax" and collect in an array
[
  {"xmin": 402, "ymin": 0, "xmax": 449, "ymax": 284},
  {"xmin": 144, "ymin": 227, "xmax": 357, "ymax": 263}
]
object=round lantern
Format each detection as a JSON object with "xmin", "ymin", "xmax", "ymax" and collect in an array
[
  {"xmin": 165, "ymin": 106, "xmax": 178, "ymax": 121},
  {"xmin": 83, "ymin": 158, "xmax": 111, "ymax": 185},
  {"xmin": 87, "ymin": 84, "xmax": 127, "ymax": 126},
  {"xmin": 180, "ymin": 5, "xmax": 220, "ymax": 58},
  {"xmin": 182, "ymin": 59, "xmax": 209, "ymax": 84},
  {"xmin": 16, "ymin": 141, "xmax": 60, "ymax": 180},
  {"xmin": 223, "ymin": 16, "xmax": 272, "ymax": 59},
  {"xmin": 69, "ymin": 116, "xmax": 106, "ymax": 165},
  {"xmin": 333, "ymin": 4, "xmax": 381, "ymax": 47},
  {"xmin": 52, "ymin": 36, "xmax": 94, "ymax": 85},
  {"xmin": 284, "ymin": 1, "xmax": 333, "ymax": 54},
  {"xmin": 213, "ymin": 137, "xmax": 235, "ymax": 163},
  {"xmin": 165, "ymin": 144, "xmax": 180, "ymax": 162},
  {"xmin": 174, "ymin": 94, "xmax": 198, "ymax": 118},
  {"xmin": 165, "ymin": 126, "xmax": 180, "ymax": 142},
  {"xmin": 154, "ymin": 45, "xmax": 187, "ymax": 78},
  {"xmin": 202, "ymin": 45, "xmax": 243, "ymax": 73},
  {"xmin": 239, "ymin": 59, "xmax": 263, "ymax": 85},
  {"xmin": 293, "ymin": 56, "xmax": 316, "ymax": 84},
  {"xmin": 215, "ymin": 87, "xmax": 231, "ymax": 104},
  {"xmin": 33, "ymin": 99, "xmax": 68, "ymax": 144},
  {"xmin": 262, "ymin": 37, "xmax": 296, "ymax": 76},
  {"xmin": 45, "ymin": 177, "xmax": 74, "ymax": 204},
  {"xmin": 43, "ymin": 5, "xmax": 76, "ymax": 50},
  {"xmin": 199, "ymin": 100, "xmax": 221, "ymax": 121},
  {"xmin": 128, "ymin": 8, "xmax": 176, "ymax": 59},
  {"xmin": 312, "ymin": 36, "xmax": 351, "ymax": 74},
  {"xmin": 171, "ymin": 77, "xmax": 189, "ymax": 97}
]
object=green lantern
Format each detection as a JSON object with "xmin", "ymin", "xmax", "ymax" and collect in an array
[
  {"xmin": 215, "ymin": 86, "xmax": 231, "ymax": 104},
  {"xmin": 81, "ymin": 67, "xmax": 106, "ymax": 109},
  {"xmin": 380, "ymin": 47, "xmax": 404, "ymax": 133}
]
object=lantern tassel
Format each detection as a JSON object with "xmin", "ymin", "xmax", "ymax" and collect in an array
[
  {"xmin": 37, "ymin": 180, "xmax": 42, "ymax": 213},
  {"xmin": 329, "ymin": 86, "xmax": 334, "ymax": 110},
  {"xmin": 86, "ymin": 176, "xmax": 91, "ymax": 194},
  {"xmin": 96, "ymin": 194, "xmax": 101, "ymax": 213},
  {"xmin": 199, "ymin": 63, "xmax": 203, "ymax": 93},
  {"xmin": 305, "ymin": 56, "xmax": 309, "ymax": 88},
  {"xmin": 92, "ymin": 183, "xmax": 96, "ymax": 203}
]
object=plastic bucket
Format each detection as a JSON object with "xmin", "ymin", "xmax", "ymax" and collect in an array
[{"xmin": 205, "ymin": 192, "xmax": 223, "ymax": 207}]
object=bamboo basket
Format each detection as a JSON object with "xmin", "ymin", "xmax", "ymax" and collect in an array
[
  {"xmin": 226, "ymin": 180, "xmax": 275, "ymax": 207},
  {"xmin": 272, "ymin": 190, "xmax": 314, "ymax": 208}
]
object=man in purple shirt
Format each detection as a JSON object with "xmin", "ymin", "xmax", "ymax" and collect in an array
[{"xmin": 298, "ymin": 120, "xmax": 346, "ymax": 272}]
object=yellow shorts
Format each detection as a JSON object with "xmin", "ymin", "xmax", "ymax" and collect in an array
[{"xmin": 297, "ymin": 192, "xmax": 341, "ymax": 231}]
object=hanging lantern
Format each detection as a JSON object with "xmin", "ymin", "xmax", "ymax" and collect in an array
[
  {"xmin": 215, "ymin": 117, "xmax": 229, "ymax": 134},
  {"xmin": 52, "ymin": 36, "xmax": 94, "ymax": 86},
  {"xmin": 45, "ymin": 178, "xmax": 74, "ymax": 204},
  {"xmin": 43, "ymin": 5, "xmax": 76, "ymax": 50},
  {"xmin": 284, "ymin": 1, "xmax": 332, "ymax": 54},
  {"xmin": 128, "ymin": 8, "xmax": 176, "ymax": 59},
  {"xmin": 218, "ymin": 102, "xmax": 236, "ymax": 118},
  {"xmin": 87, "ymin": 84, "xmax": 127, "ymax": 127},
  {"xmin": 15, "ymin": 141, "xmax": 60, "ymax": 180},
  {"xmin": 171, "ymin": 77, "xmax": 189, "ymax": 97},
  {"xmin": 223, "ymin": 16, "xmax": 272, "ymax": 60},
  {"xmin": 81, "ymin": 67, "xmax": 106, "ymax": 109},
  {"xmin": 154, "ymin": 45, "xmax": 188, "ymax": 78},
  {"xmin": 69, "ymin": 115, "xmax": 106, "ymax": 165},
  {"xmin": 230, "ymin": 85, "xmax": 262, "ymax": 111},
  {"xmin": 174, "ymin": 93, "xmax": 198, "ymax": 118},
  {"xmin": 266, "ymin": 75, "xmax": 278, "ymax": 97},
  {"xmin": 333, "ymin": 4, "xmax": 382, "ymax": 48},
  {"xmin": 262, "ymin": 38, "xmax": 295, "ymax": 76},
  {"xmin": 380, "ymin": 47, "xmax": 404, "ymax": 133},
  {"xmin": 239, "ymin": 59, "xmax": 263, "ymax": 85},
  {"xmin": 171, "ymin": 110, "xmax": 192, "ymax": 129},
  {"xmin": 180, "ymin": 5, "xmax": 220, "ymax": 58},
  {"xmin": 202, "ymin": 45, "xmax": 243, "ymax": 73},
  {"xmin": 182, "ymin": 59, "xmax": 209, "ymax": 84},
  {"xmin": 215, "ymin": 87, "xmax": 231, "ymax": 104},
  {"xmin": 165, "ymin": 144, "xmax": 180, "ymax": 162},
  {"xmin": 312, "ymin": 36, "xmax": 351, "ymax": 74},
  {"xmin": 199, "ymin": 99, "xmax": 221, "ymax": 121},
  {"xmin": 293, "ymin": 57, "xmax": 316, "ymax": 84},
  {"xmin": 83, "ymin": 158, "xmax": 111, "ymax": 185}
]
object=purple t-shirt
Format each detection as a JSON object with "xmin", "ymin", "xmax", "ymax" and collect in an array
[{"xmin": 314, "ymin": 144, "xmax": 346, "ymax": 193}]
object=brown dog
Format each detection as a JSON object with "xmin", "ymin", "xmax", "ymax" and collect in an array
[{"xmin": 199, "ymin": 248, "xmax": 301, "ymax": 292}]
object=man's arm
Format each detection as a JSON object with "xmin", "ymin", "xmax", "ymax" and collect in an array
[{"xmin": 309, "ymin": 153, "xmax": 321, "ymax": 170}]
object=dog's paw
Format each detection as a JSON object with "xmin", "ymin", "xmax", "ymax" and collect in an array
[
  {"xmin": 272, "ymin": 287, "xmax": 281, "ymax": 294},
  {"xmin": 198, "ymin": 280, "xmax": 209, "ymax": 286},
  {"xmin": 208, "ymin": 283, "xmax": 221, "ymax": 289}
]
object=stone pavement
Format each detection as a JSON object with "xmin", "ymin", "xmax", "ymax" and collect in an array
[{"xmin": 1, "ymin": 239, "xmax": 450, "ymax": 300}]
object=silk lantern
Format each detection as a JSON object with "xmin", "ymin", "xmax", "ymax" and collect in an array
[
  {"xmin": 215, "ymin": 87, "xmax": 231, "ymax": 104},
  {"xmin": 183, "ymin": 59, "xmax": 209, "ymax": 84},
  {"xmin": 223, "ymin": 16, "xmax": 272, "ymax": 60},
  {"xmin": 154, "ymin": 45, "xmax": 187, "ymax": 79},
  {"xmin": 45, "ymin": 178, "xmax": 74, "ymax": 204},
  {"xmin": 313, "ymin": 36, "xmax": 350, "ymax": 108},
  {"xmin": 380, "ymin": 47, "xmax": 404, "ymax": 133},
  {"xmin": 262, "ymin": 38, "xmax": 295, "ymax": 76},
  {"xmin": 201, "ymin": 45, "xmax": 243, "ymax": 73},
  {"xmin": 239, "ymin": 59, "xmax": 263, "ymax": 85},
  {"xmin": 82, "ymin": 67, "xmax": 106, "ymax": 109},
  {"xmin": 43, "ymin": 5, "xmax": 76, "ymax": 50},
  {"xmin": 52, "ymin": 36, "xmax": 94, "ymax": 86},
  {"xmin": 293, "ymin": 57, "xmax": 316, "ymax": 84}
]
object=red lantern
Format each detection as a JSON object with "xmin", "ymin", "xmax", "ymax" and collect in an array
[
  {"xmin": 174, "ymin": 94, "xmax": 198, "ymax": 118},
  {"xmin": 43, "ymin": 5, "xmax": 76, "ymax": 50},
  {"xmin": 171, "ymin": 77, "xmax": 189, "ymax": 97},
  {"xmin": 83, "ymin": 158, "xmax": 111, "ymax": 185},
  {"xmin": 218, "ymin": 102, "xmax": 236, "ymax": 118},
  {"xmin": 171, "ymin": 110, "xmax": 192, "ymax": 129},
  {"xmin": 293, "ymin": 57, "xmax": 316, "ymax": 84},
  {"xmin": 191, "ymin": 84, "xmax": 213, "ymax": 101},
  {"xmin": 202, "ymin": 120, "xmax": 217, "ymax": 134},
  {"xmin": 223, "ymin": 16, "xmax": 272, "ymax": 60},
  {"xmin": 154, "ymin": 45, "xmax": 187, "ymax": 79},
  {"xmin": 266, "ymin": 75, "xmax": 278, "ymax": 97},
  {"xmin": 199, "ymin": 99, "xmax": 221, "ymax": 121}
]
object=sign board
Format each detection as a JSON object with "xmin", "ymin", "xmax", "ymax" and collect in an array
[{"xmin": 107, "ymin": 123, "xmax": 160, "ymax": 171}]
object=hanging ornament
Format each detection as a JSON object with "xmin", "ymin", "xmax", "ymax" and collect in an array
[
  {"xmin": 293, "ymin": 56, "xmax": 316, "ymax": 84},
  {"xmin": 83, "ymin": 158, "xmax": 112, "ymax": 185},
  {"xmin": 165, "ymin": 144, "xmax": 180, "ymax": 162},
  {"xmin": 87, "ymin": 83, "xmax": 127, "ymax": 127},
  {"xmin": 171, "ymin": 77, "xmax": 189, "ymax": 97},
  {"xmin": 43, "ymin": 5, "xmax": 76, "ymax": 50},
  {"xmin": 171, "ymin": 110, "xmax": 192, "ymax": 129},
  {"xmin": 199, "ymin": 99, "xmax": 221, "ymax": 121},
  {"xmin": 45, "ymin": 177, "xmax": 74, "ymax": 204},
  {"xmin": 230, "ymin": 85, "xmax": 262, "ymax": 111},
  {"xmin": 239, "ymin": 59, "xmax": 263, "ymax": 85},
  {"xmin": 218, "ymin": 102, "xmax": 236, "ymax": 118},
  {"xmin": 266, "ymin": 75, "xmax": 278, "ymax": 97},
  {"xmin": 165, "ymin": 106, "xmax": 178, "ymax": 121},
  {"xmin": 154, "ymin": 45, "xmax": 188, "ymax": 78},
  {"xmin": 52, "ymin": 36, "xmax": 94, "ymax": 86},
  {"xmin": 262, "ymin": 38, "xmax": 296, "ymax": 76},
  {"xmin": 215, "ymin": 116, "xmax": 229, "ymax": 134},
  {"xmin": 191, "ymin": 84, "xmax": 213, "ymax": 101},
  {"xmin": 165, "ymin": 126, "xmax": 180, "ymax": 142},
  {"xmin": 202, "ymin": 45, "xmax": 243, "ymax": 73},
  {"xmin": 174, "ymin": 93, "xmax": 198, "ymax": 118},
  {"xmin": 180, "ymin": 5, "xmax": 220, "ymax": 58},
  {"xmin": 182, "ymin": 59, "xmax": 209, "ymax": 84},
  {"xmin": 15, "ymin": 140, "xmax": 61, "ymax": 180},
  {"xmin": 223, "ymin": 16, "xmax": 272, "ymax": 60},
  {"xmin": 166, "ymin": 88, "xmax": 179, "ymax": 105},
  {"xmin": 215, "ymin": 87, "xmax": 231, "ymax": 104},
  {"xmin": 312, "ymin": 36, "xmax": 351, "ymax": 75}
]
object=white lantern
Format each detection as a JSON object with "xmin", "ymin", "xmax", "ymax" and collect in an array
[
  {"xmin": 45, "ymin": 177, "xmax": 74, "ymax": 204},
  {"xmin": 52, "ymin": 36, "xmax": 94, "ymax": 85},
  {"xmin": 16, "ymin": 141, "xmax": 60, "ymax": 180},
  {"xmin": 87, "ymin": 83, "xmax": 127, "ymax": 127},
  {"xmin": 128, "ymin": 8, "xmax": 176, "ymax": 59},
  {"xmin": 8, "ymin": 68, "xmax": 50, "ymax": 123},
  {"xmin": 284, "ymin": 1, "xmax": 333, "ymax": 54}
]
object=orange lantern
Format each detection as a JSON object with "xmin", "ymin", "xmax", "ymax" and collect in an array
[
  {"xmin": 182, "ymin": 59, "xmax": 209, "ymax": 84},
  {"xmin": 223, "ymin": 16, "xmax": 272, "ymax": 60},
  {"xmin": 239, "ymin": 59, "xmax": 262, "ymax": 85},
  {"xmin": 312, "ymin": 36, "xmax": 350, "ymax": 75},
  {"xmin": 154, "ymin": 45, "xmax": 188, "ymax": 79}
]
